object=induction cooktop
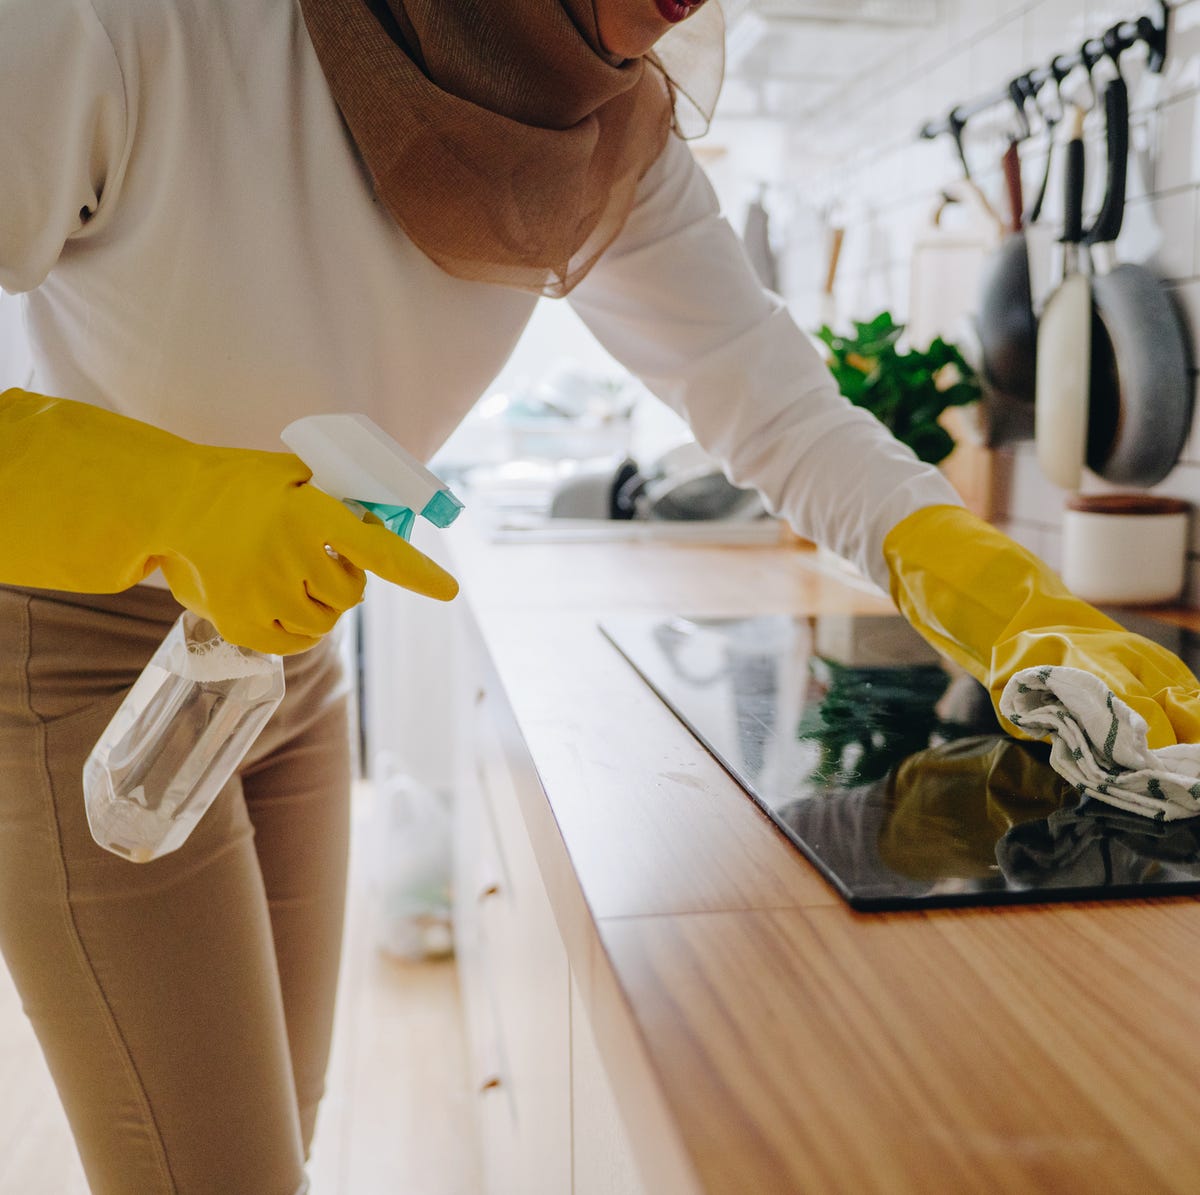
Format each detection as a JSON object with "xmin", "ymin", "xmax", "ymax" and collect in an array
[{"xmin": 600, "ymin": 609, "xmax": 1200, "ymax": 910}]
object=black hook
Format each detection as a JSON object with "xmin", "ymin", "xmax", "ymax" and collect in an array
[
  {"xmin": 1038, "ymin": 61, "xmax": 1067, "ymax": 125},
  {"xmin": 1076, "ymin": 40, "xmax": 1101, "ymax": 109},
  {"xmin": 1138, "ymin": 3, "xmax": 1169, "ymax": 74},
  {"xmin": 1050, "ymin": 51, "xmax": 1091, "ymax": 110},
  {"xmin": 1102, "ymin": 26, "xmax": 1126, "ymax": 77},
  {"xmin": 1022, "ymin": 72, "xmax": 1045, "ymax": 121},
  {"xmin": 948, "ymin": 108, "xmax": 972, "ymax": 179},
  {"xmin": 1079, "ymin": 38, "xmax": 1104, "ymax": 106},
  {"xmin": 1046, "ymin": 51, "xmax": 1092, "ymax": 113},
  {"xmin": 1029, "ymin": 72, "xmax": 1057, "ymax": 126},
  {"xmin": 1008, "ymin": 76, "xmax": 1032, "ymax": 141}
]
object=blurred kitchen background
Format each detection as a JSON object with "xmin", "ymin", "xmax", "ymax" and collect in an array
[
  {"xmin": 5, "ymin": 1, "xmax": 1200, "ymax": 1190},
  {"xmin": 363, "ymin": 3, "xmax": 1200, "ymax": 1176},
  {"xmin": 369, "ymin": 0, "xmax": 1200, "ymax": 826},
  {"xmin": 345, "ymin": 3, "xmax": 1200, "ymax": 1188},
  {"xmin": 408, "ymin": 0, "xmax": 1200, "ymax": 577}
]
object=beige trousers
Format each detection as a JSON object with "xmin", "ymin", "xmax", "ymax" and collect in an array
[{"xmin": 0, "ymin": 583, "xmax": 352, "ymax": 1195}]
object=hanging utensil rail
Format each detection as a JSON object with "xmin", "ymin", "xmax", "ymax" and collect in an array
[{"xmin": 918, "ymin": 1, "xmax": 1169, "ymax": 146}]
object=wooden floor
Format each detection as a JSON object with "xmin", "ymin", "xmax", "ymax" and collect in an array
[{"xmin": 0, "ymin": 785, "xmax": 482, "ymax": 1194}]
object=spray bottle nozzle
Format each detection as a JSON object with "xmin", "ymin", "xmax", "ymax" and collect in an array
[
  {"xmin": 355, "ymin": 491, "xmax": 464, "ymax": 541},
  {"xmin": 280, "ymin": 414, "xmax": 463, "ymax": 542}
]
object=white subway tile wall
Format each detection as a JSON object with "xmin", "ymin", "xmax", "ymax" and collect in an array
[{"xmin": 775, "ymin": 0, "xmax": 1200, "ymax": 605}]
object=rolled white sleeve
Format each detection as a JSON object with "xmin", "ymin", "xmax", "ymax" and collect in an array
[
  {"xmin": 567, "ymin": 133, "xmax": 962, "ymax": 589},
  {"xmin": 0, "ymin": 0, "xmax": 128, "ymax": 294}
]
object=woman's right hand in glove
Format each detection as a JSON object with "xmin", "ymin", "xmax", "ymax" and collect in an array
[
  {"xmin": 1, "ymin": 389, "xmax": 458, "ymax": 654},
  {"xmin": 883, "ymin": 504, "xmax": 1200, "ymax": 750}
]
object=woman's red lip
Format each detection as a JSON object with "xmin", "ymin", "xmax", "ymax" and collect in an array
[{"xmin": 655, "ymin": 0, "xmax": 704, "ymax": 23}]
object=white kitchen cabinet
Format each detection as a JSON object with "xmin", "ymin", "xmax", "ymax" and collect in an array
[
  {"xmin": 570, "ymin": 972, "xmax": 646, "ymax": 1195},
  {"xmin": 452, "ymin": 610, "xmax": 647, "ymax": 1195}
]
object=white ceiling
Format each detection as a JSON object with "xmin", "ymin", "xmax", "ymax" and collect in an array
[{"xmin": 718, "ymin": 0, "xmax": 946, "ymax": 121}]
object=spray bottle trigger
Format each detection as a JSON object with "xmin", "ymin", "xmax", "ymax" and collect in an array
[{"xmin": 354, "ymin": 500, "xmax": 417, "ymax": 541}]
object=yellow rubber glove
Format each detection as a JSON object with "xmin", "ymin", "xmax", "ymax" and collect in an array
[
  {"xmin": 1, "ymin": 389, "xmax": 457, "ymax": 654},
  {"xmin": 882, "ymin": 504, "xmax": 1200, "ymax": 750}
]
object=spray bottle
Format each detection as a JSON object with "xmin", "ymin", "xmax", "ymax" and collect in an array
[{"xmin": 82, "ymin": 413, "xmax": 463, "ymax": 863}]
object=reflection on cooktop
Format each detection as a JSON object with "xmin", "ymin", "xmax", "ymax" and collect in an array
[{"xmin": 599, "ymin": 611, "xmax": 1200, "ymax": 910}]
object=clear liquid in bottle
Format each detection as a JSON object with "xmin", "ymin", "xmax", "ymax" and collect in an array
[{"xmin": 83, "ymin": 611, "xmax": 285, "ymax": 862}]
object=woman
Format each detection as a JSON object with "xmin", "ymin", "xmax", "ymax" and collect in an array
[{"xmin": 2, "ymin": 2, "xmax": 1197, "ymax": 1192}]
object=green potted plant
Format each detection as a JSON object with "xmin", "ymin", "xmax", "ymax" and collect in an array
[{"xmin": 815, "ymin": 311, "xmax": 981, "ymax": 466}]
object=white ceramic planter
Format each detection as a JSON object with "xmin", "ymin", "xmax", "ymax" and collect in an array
[{"xmin": 1062, "ymin": 494, "xmax": 1190, "ymax": 606}]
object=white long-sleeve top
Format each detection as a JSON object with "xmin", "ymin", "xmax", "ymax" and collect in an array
[{"xmin": 0, "ymin": 0, "xmax": 960, "ymax": 588}]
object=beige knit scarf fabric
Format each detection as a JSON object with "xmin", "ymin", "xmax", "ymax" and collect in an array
[{"xmin": 297, "ymin": 0, "xmax": 724, "ymax": 296}]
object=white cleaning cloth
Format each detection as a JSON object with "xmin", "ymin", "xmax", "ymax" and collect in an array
[{"xmin": 1000, "ymin": 666, "xmax": 1200, "ymax": 822}]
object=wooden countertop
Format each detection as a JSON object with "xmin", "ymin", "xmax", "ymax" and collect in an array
[{"xmin": 445, "ymin": 518, "xmax": 1200, "ymax": 1195}]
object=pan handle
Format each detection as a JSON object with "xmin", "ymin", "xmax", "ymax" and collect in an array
[
  {"xmin": 1062, "ymin": 108, "xmax": 1086, "ymax": 250},
  {"xmin": 1002, "ymin": 140, "xmax": 1024, "ymax": 233},
  {"xmin": 823, "ymin": 226, "xmax": 845, "ymax": 299},
  {"xmin": 1084, "ymin": 70, "xmax": 1129, "ymax": 247},
  {"xmin": 1028, "ymin": 62, "xmax": 1067, "ymax": 225}
]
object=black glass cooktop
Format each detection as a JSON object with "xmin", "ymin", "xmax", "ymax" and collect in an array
[{"xmin": 600, "ymin": 610, "xmax": 1200, "ymax": 910}]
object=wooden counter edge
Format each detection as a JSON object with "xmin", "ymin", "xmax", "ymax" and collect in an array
[{"xmin": 462, "ymin": 609, "xmax": 707, "ymax": 1195}]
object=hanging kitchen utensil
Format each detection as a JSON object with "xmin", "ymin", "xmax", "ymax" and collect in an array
[
  {"xmin": 976, "ymin": 131, "xmax": 1037, "ymax": 445},
  {"xmin": 742, "ymin": 183, "xmax": 779, "ymax": 292},
  {"xmin": 975, "ymin": 73, "xmax": 1071, "ymax": 448},
  {"xmin": 906, "ymin": 179, "xmax": 1004, "ymax": 520},
  {"xmin": 1023, "ymin": 66, "xmax": 1067, "ymax": 318},
  {"xmin": 1080, "ymin": 65, "xmax": 1128, "ymax": 476},
  {"xmin": 986, "ymin": 131, "xmax": 1033, "ymax": 352},
  {"xmin": 1083, "ymin": 47, "xmax": 1192, "ymax": 488},
  {"xmin": 1027, "ymin": 68, "xmax": 1063, "ymax": 228},
  {"xmin": 1034, "ymin": 103, "xmax": 1091, "ymax": 491},
  {"xmin": 819, "ymin": 223, "xmax": 844, "ymax": 330},
  {"xmin": 1002, "ymin": 120, "xmax": 1025, "ymax": 225},
  {"xmin": 946, "ymin": 109, "xmax": 1005, "ymax": 230},
  {"xmin": 907, "ymin": 182, "xmax": 1003, "ymax": 351}
]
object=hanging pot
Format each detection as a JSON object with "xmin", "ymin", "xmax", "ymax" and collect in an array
[
  {"xmin": 981, "ymin": 139, "xmax": 1035, "ymax": 394},
  {"xmin": 975, "ymin": 73, "xmax": 1063, "ymax": 449},
  {"xmin": 1083, "ymin": 67, "xmax": 1193, "ymax": 487},
  {"xmin": 976, "ymin": 138, "xmax": 1038, "ymax": 445},
  {"xmin": 1034, "ymin": 104, "xmax": 1092, "ymax": 491}
]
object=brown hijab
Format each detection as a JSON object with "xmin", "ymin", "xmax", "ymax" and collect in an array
[{"xmin": 297, "ymin": 0, "xmax": 724, "ymax": 296}]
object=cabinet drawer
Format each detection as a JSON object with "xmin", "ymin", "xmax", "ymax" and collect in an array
[
  {"xmin": 478, "ymin": 1075, "xmax": 519, "ymax": 1195},
  {"xmin": 452, "ymin": 697, "xmax": 506, "ymax": 1088},
  {"xmin": 459, "ymin": 669, "xmax": 572, "ymax": 1194},
  {"xmin": 472, "ymin": 681, "xmax": 530, "ymax": 897}
]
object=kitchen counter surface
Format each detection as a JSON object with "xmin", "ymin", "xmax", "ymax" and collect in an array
[{"xmin": 445, "ymin": 517, "xmax": 1200, "ymax": 1195}]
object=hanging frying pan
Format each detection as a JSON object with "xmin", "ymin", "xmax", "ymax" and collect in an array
[
  {"xmin": 974, "ymin": 76, "xmax": 1064, "ymax": 447},
  {"xmin": 1034, "ymin": 104, "xmax": 1091, "ymax": 490},
  {"xmin": 1083, "ymin": 57, "xmax": 1193, "ymax": 487},
  {"xmin": 976, "ymin": 138, "xmax": 1037, "ymax": 446},
  {"xmin": 977, "ymin": 80, "xmax": 1038, "ymax": 413}
]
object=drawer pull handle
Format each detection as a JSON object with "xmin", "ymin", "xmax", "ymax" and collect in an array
[{"xmin": 480, "ymin": 1075, "xmax": 502, "ymax": 1093}]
